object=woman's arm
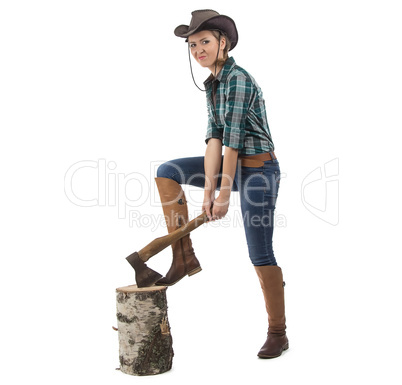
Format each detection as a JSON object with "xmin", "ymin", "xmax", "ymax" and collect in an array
[
  {"xmin": 203, "ymin": 138, "xmax": 222, "ymax": 219},
  {"xmin": 203, "ymin": 138, "xmax": 238, "ymax": 220},
  {"xmin": 213, "ymin": 146, "xmax": 238, "ymax": 220}
]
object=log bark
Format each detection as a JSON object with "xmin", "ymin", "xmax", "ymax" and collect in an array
[{"xmin": 115, "ymin": 284, "xmax": 173, "ymax": 376}]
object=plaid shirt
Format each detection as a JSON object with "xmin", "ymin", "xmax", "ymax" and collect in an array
[{"xmin": 204, "ymin": 57, "xmax": 275, "ymax": 155}]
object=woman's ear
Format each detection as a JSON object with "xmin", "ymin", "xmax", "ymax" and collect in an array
[{"xmin": 220, "ymin": 36, "xmax": 226, "ymax": 50}]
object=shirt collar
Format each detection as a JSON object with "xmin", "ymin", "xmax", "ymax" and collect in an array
[{"xmin": 204, "ymin": 56, "xmax": 236, "ymax": 87}]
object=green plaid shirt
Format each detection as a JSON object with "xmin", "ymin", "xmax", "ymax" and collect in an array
[{"xmin": 204, "ymin": 57, "xmax": 275, "ymax": 155}]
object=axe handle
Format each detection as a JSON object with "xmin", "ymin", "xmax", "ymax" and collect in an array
[{"xmin": 138, "ymin": 211, "xmax": 209, "ymax": 261}]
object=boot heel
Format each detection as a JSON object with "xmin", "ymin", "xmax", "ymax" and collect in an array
[{"xmin": 188, "ymin": 266, "xmax": 202, "ymax": 277}]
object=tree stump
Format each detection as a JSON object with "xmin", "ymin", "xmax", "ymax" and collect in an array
[{"xmin": 115, "ymin": 284, "xmax": 173, "ymax": 376}]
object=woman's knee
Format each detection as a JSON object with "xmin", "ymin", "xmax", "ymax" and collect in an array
[
  {"xmin": 156, "ymin": 162, "xmax": 174, "ymax": 179},
  {"xmin": 156, "ymin": 161, "xmax": 188, "ymax": 185},
  {"xmin": 156, "ymin": 157, "xmax": 205, "ymax": 186}
]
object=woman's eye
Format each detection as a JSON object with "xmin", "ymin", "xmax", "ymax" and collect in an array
[
  {"xmin": 190, "ymin": 43, "xmax": 196, "ymax": 48},
  {"xmin": 202, "ymin": 40, "xmax": 210, "ymax": 44}
]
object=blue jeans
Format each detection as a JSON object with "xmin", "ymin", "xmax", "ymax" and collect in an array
[{"xmin": 157, "ymin": 156, "xmax": 280, "ymax": 266}]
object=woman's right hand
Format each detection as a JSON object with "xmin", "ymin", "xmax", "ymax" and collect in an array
[{"xmin": 202, "ymin": 192, "xmax": 215, "ymax": 221}]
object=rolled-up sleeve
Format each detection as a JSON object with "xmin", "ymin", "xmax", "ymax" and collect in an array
[
  {"xmin": 205, "ymin": 100, "xmax": 223, "ymax": 144},
  {"xmin": 223, "ymin": 74, "xmax": 251, "ymax": 150}
]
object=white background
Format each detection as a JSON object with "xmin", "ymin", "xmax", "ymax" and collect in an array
[{"xmin": 1, "ymin": 0, "xmax": 401, "ymax": 384}]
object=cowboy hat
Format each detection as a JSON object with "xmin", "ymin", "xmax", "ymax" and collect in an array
[{"xmin": 174, "ymin": 9, "xmax": 238, "ymax": 50}]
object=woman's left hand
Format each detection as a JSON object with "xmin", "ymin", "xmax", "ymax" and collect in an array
[{"xmin": 211, "ymin": 193, "xmax": 230, "ymax": 220}]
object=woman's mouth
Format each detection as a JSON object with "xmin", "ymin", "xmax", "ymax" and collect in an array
[{"xmin": 198, "ymin": 56, "xmax": 206, "ymax": 60}]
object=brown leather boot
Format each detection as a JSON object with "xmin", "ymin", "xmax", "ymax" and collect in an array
[
  {"xmin": 154, "ymin": 177, "xmax": 201, "ymax": 286},
  {"xmin": 254, "ymin": 265, "xmax": 289, "ymax": 358}
]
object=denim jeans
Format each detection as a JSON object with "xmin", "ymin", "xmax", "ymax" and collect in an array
[{"xmin": 157, "ymin": 156, "xmax": 280, "ymax": 266}]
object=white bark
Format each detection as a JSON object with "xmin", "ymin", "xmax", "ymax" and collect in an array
[{"xmin": 115, "ymin": 284, "xmax": 173, "ymax": 376}]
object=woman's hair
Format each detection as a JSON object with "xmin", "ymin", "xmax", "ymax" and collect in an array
[{"xmin": 210, "ymin": 30, "xmax": 231, "ymax": 65}]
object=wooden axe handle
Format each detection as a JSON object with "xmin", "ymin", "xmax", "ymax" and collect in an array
[{"xmin": 138, "ymin": 211, "xmax": 209, "ymax": 261}]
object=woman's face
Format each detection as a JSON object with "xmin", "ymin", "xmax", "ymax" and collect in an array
[{"xmin": 188, "ymin": 30, "xmax": 226, "ymax": 72}]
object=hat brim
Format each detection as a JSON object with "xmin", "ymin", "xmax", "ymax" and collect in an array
[{"xmin": 174, "ymin": 15, "xmax": 238, "ymax": 50}]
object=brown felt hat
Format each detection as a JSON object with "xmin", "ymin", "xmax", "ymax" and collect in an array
[{"xmin": 174, "ymin": 9, "xmax": 238, "ymax": 50}]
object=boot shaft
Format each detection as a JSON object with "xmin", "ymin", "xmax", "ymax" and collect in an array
[
  {"xmin": 154, "ymin": 177, "xmax": 200, "ymax": 286},
  {"xmin": 155, "ymin": 177, "xmax": 189, "ymax": 232},
  {"xmin": 254, "ymin": 265, "xmax": 286, "ymax": 335},
  {"xmin": 155, "ymin": 177, "xmax": 194, "ymax": 255}
]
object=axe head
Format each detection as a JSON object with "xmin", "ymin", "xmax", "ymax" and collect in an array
[{"xmin": 126, "ymin": 252, "xmax": 163, "ymax": 288}]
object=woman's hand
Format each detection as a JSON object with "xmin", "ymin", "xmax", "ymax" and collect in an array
[
  {"xmin": 203, "ymin": 191, "xmax": 215, "ymax": 220},
  {"xmin": 211, "ymin": 192, "xmax": 230, "ymax": 220},
  {"xmin": 202, "ymin": 192, "xmax": 229, "ymax": 221}
]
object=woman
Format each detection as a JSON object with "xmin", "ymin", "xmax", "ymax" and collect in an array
[{"xmin": 154, "ymin": 10, "xmax": 288, "ymax": 359}]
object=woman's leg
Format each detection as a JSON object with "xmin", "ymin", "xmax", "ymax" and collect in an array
[
  {"xmin": 238, "ymin": 160, "xmax": 280, "ymax": 266},
  {"xmin": 239, "ymin": 159, "xmax": 288, "ymax": 358},
  {"xmin": 155, "ymin": 157, "xmax": 211, "ymax": 285}
]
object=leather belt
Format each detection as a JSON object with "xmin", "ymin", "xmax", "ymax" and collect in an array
[{"xmin": 239, "ymin": 151, "xmax": 277, "ymax": 168}]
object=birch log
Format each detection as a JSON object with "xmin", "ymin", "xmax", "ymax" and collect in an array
[{"xmin": 116, "ymin": 284, "xmax": 173, "ymax": 376}]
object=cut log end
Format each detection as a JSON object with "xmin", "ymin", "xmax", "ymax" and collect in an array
[{"xmin": 116, "ymin": 284, "xmax": 167, "ymax": 293}]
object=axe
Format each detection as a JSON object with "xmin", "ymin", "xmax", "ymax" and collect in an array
[{"xmin": 126, "ymin": 211, "xmax": 209, "ymax": 287}]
